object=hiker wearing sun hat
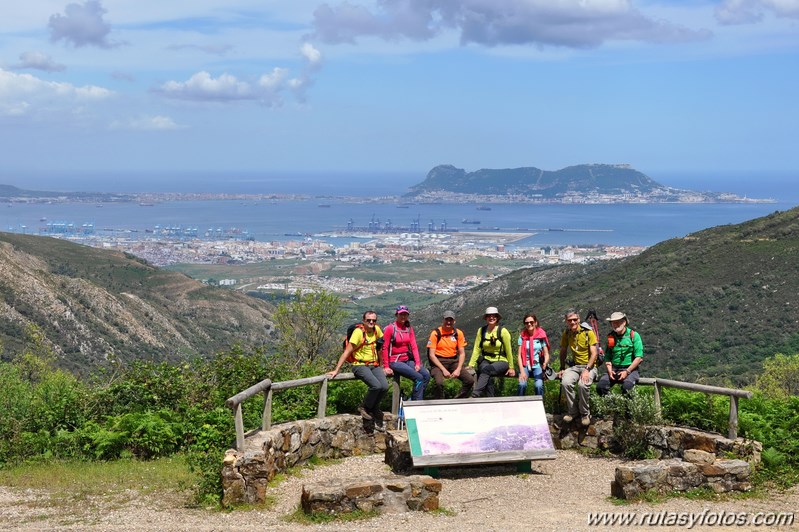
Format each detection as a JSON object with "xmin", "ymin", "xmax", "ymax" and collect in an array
[
  {"xmin": 382, "ymin": 305, "xmax": 430, "ymax": 401},
  {"xmin": 468, "ymin": 307, "xmax": 515, "ymax": 397},
  {"xmin": 597, "ymin": 312, "xmax": 644, "ymax": 396}
]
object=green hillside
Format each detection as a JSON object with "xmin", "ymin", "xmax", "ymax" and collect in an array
[
  {"xmin": 410, "ymin": 206, "xmax": 799, "ymax": 385},
  {"xmin": 0, "ymin": 232, "xmax": 274, "ymax": 374}
]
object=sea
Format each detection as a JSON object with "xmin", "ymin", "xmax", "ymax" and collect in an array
[{"xmin": 1, "ymin": 170, "xmax": 797, "ymax": 249}]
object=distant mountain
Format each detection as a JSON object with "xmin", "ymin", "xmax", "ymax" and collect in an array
[
  {"xmin": 404, "ymin": 163, "xmax": 760, "ymax": 203},
  {"xmin": 0, "ymin": 184, "xmax": 132, "ymax": 203},
  {"xmin": 410, "ymin": 206, "xmax": 799, "ymax": 385},
  {"xmin": 407, "ymin": 163, "xmax": 665, "ymax": 197},
  {"xmin": 0, "ymin": 232, "xmax": 274, "ymax": 374}
]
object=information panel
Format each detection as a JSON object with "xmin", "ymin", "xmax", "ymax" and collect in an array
[{"xmin": 402, "ymin": 396, "xmax": 556, "ymax": 467}]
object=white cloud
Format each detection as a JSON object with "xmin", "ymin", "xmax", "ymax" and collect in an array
[
  {"xmin": 48, "ymin": 0, "xmax": 118, "ymax": 48},
  {"xmin": 156, "ymin": 43, "xmax": 322, "ymax": 106},
  {"xmin": 0, "ymin": 68, "xmax": 113, "ymax": 118},
  {"xmin": 716, "ymin": 0, "xmax": 799, "ymax": 25},
  {"xmin": 109, "ymin": 115, "xmax": 184, "ymax": 131},
  {"xmin": 159, "ymin": 71, "xmax": 255, "ymax": 101},
  {"xmin": 10, "ymin": 52, "xmax": 67, "ymax": 73},
  {"xmin": 300, "ymin": 42, "xmax": 322, "ymax": 66},
  {"xmin": 311, "ymin": 0, "xmax": 712, "ymax": 48}
]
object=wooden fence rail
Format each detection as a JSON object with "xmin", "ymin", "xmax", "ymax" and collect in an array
[
  {"xmin": 637, "ymin": 377, "xmax": 752, "ymax": 440},
  {"xmin": 225, "ymin": 374, "xmax": 752, "ymax": 451}
]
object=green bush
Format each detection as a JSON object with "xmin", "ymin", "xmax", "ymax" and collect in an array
[{"xmin": 594, "ymin": 388, "xmax": 662, "ymax": 459}]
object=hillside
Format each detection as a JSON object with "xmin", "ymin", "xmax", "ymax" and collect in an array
[
  {"xmin": 410, "ymin": 206, "xmax": 799, "ymax": 385},
  {"xmin": 0, "ymin": 232, "xmax": 274, "ymax": 374},
  {"xmin": 407, "ymin": 163, "xmax": 669, "ymax": 198}
]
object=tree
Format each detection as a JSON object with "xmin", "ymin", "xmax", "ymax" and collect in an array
[
  {"xmin": 753, "ymin": 353, "xmax": 799, "ymax": 400},
  {"xmin": 273, "ymin": 289, "xmax": 347, "ymax": 371}
]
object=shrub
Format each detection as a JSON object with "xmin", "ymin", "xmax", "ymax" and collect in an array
[{"xmin": 594, "ymin": 388, "xmax": 661, "ymax": 459}]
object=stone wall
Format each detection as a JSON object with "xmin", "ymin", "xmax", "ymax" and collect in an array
[
  {"xmin": 222, "ymin": 414, "xmax": 393, "ymax": 506},
  {"xmin": 222, "ymin": 412, "xmax": 761, "ymax": 507},
  {"xmin": 301, "ymin": 474, "xmax": 441, "ymax": 514},
  {"xmin": 549, "ymin": 414, "xmax": 762, "ymax": 467},
  {"xmin": 611, "ymin": 450, "xmax": 752, "ymax": 499}
]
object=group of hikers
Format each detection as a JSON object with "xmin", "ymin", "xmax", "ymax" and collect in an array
[{"xmin": 326, "ymin": 305, "xmax": 643, "ymax": 431}]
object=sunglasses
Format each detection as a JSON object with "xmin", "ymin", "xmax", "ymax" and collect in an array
[
  {"xmin": 566, "ymin": 318, "xmax": 579, "ymax": 322},
  {"xmin": 524, "ymin": 321, "xmax": 535, "ymax": 325},
  {"xmin": 364, "ymin": 319, "xmax": 377, "ymax": 323}
]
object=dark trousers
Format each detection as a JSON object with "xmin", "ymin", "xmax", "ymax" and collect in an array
[
  {"xmin": 352, "ymin": 365, "xmax": 389, "ymax": 418},
  {"xmin": 430, "ymin": 357, "xmax": 474, "ymax": 399},
  {"xmin": 597, "ymin": 367, "xmax": 640, "ymax": 396},
  {"xmin": 472, "ymin": 359, "xmax": 509, "ymax": 397}
]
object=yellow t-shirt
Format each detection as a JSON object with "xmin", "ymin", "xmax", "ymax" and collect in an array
[
  {"xmin": 349, "ymin": 325, "xmax": 383, "ymax": 365},
  {"xmin": 560, "ymin": 328, "xmax": 597, "ymax": 366}
]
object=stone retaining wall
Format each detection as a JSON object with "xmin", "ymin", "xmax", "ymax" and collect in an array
[
  {"xmin": 222, "ymin": 414, "xmax": 393, "ymax": 506},
  {"xmin": 301, "ymin": 474, "xmax": 441, "ymax": 515},
  {"xmin": 611, "ymin": 450, "xmax": 752, "ymax": 499},
  {"xmin": 222, "ymin": 412, "xmax": 761, "ymax": 507},
  {"xmin": 549, "ymin": 414, "xmax": 762, "ymax": 466}
]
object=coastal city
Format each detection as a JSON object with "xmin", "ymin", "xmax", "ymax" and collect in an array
[{"xmin": 77, "ymin": 229, "xmax": 645, "ymax": 298}]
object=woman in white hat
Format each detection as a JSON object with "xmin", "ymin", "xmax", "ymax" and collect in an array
[{"xmin": 468, "ymin": 307, "xmax": 515, "ymax": 397}]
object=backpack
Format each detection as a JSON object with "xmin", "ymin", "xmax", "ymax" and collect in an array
[
  {"xmin": 479, "ymin": 325, "xmax": 507, "ymax": 358},
  {"xmin": 606, "ymin": 329, "xmax": 636, "ymax": 350},
  {"xmin": 433, "ymin": 326, "xmax": 459, "ymax": 344},
  {"xmin": 384, "ymin": 321, "xmax": 411, "ymax": 362},
  {"xmin": 342, "ymin": 323, "xmax": 383, "ymax": 363}
]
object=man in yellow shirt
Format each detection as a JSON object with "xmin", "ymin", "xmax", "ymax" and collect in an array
[
  {"xmin": 557, "ymin": 309, "xmax": 598, "ymax": 426},
  {"xmin": 327, "ymin": 310, "xmax": 388, "ymax": 430}
]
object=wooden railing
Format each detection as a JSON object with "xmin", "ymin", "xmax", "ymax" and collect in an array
[
  {"xmin": 637, "ymin": 377, "xmax": 752, "ymax": 440},
  {"xmin": 225, "ymin": 373, "xmax": 752, "ymax": 451},
  {"xmin": 224, "ymin": 373, "xmax": 351, "ymax": 451}
]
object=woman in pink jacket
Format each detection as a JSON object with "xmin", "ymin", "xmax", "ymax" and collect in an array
[{"xmin": 382, "ymin": 305, "xmax": 430, "ymax": 400}]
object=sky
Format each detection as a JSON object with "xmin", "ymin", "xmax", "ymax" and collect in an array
[{"xmin": 1, "ymin": 1, "xmax": 798, "ymax": 188}]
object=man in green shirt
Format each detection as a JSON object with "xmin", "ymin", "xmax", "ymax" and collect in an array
[
  {"xmin": 558, "ymin": 309, "xmax": 598, "ymax": 426},
  {"xmin": 597, "ymin": 311, "xmax": 643, "ymax": 396}
]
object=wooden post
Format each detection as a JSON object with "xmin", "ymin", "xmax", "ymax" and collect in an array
[
  {"xmin": 318, "ymin": 378, "xmax": 328, "ymax": 419},
  {"xmin": 263, "ymin": 388, "xmax": 273, "ymax": 431},
  {"xmin": 391, "ymin": 378, "xmax": 401, "ymax": 415},
  {"xmin": 728, "ymin": 395, "xmax": 739, "ymax": 440},
  {"xmin": 653, "ymin": 381, "xmax": 662, "ymax": 418},
  {"xmin": 234, "ymin": 403, "xmax": 244, "ymax": 451}
]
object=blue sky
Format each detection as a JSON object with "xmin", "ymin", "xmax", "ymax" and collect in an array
[{"xmin": 1, "ymin": 0, "xmax": 798, "ymax": 186}]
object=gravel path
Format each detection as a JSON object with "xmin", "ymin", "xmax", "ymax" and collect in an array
[{"xmin": 1, "ymin": 451, "xmax": 797, "ymax": 531}]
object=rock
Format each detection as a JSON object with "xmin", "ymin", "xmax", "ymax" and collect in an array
[{"xmin": 683, "ymin": 449, "xmax": 715, "ymax": 465}]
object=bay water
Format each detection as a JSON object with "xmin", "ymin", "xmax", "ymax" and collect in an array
[{"xmin": 1, "ymin": 171, "xmax": 796, "ymax": 248}]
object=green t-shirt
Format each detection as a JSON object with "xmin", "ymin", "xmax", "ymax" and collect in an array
[{"xmin": 606, "ymin": 328, "xmax": 644, "ymax": 367}]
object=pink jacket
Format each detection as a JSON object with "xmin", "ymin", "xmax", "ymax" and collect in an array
[{"xmin": 381, "ymin": 321, "xmax": 420, "ymax": 368}]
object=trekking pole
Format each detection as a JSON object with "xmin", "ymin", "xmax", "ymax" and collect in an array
[{"xmin": 397, "ymin": 396, "xmax": 406, "ymax": 431}]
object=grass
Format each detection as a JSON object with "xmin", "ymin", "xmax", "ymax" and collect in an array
[
  {"xmin": 285, "ymin": 506, "xmax": 380, "ymax": 524},
  {"xmin": 0, "ymin": 455, "xmax": 197, "ymax": 509}
]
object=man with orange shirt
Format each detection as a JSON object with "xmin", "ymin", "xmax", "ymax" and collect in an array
[{"xmin": 427, "ymin": 310, "xmax": 473, "ymax": 399}]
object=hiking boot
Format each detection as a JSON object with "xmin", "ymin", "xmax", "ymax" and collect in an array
[
  {"xmin": 358, "ymin": 406, "xmax": 373, "ymax": 420},
  {"xmin": 372, "ymin": 408, "xmax": 384, "ymax": 423},
  {"xmin": 454, "ymin": 388, "xmax": 471, "ymax": 399},
  {"xmin": 562, "ymin": 414, "xmax": 574, "ymax": 423},
  {"xmin": 581, "ymin": 415, "xmax": 591, "ymax": 426},
  {"xmin": 373, "ymin": 421, "xmax": 386, "ymax": 433}
]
